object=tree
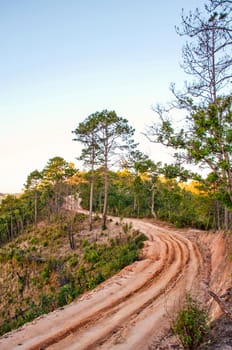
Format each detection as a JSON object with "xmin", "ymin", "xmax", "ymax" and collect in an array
[
  {"xmin": 172, "ymin": 0, "xmax": 232, "ymax": 105},
  {"xmin": 148, "ymin": 96, "xmax": 232, "ymax": 227},
  {"xmin": 41, "ymin": 157, "xmax": 77, "ymax": 215},
  {"xmin": 147, "ymin": 0, "xmax": 232, "ymax": 229},
  {"xmin": 24, "ymin": 170, "xmax": 42, "ymax": 226},
  {"xmin": 123, "ymin": 150, "xmax": 161, "ymax": 218},
  {"xmin": 73, "ymin": 110, "xmax": 136, "ymax": 229},
  {"xmin": 93, "ymin": 110, "xmax": 136, "ymax": 229},
  {"xmin": 207, "ymin": 1, "xmax": 232, "ymax": 24},
  {"xmin": 72, "ymin": 115, "xmax": 101, "ymax": 230},
  {"xmin": 0, "ymin": 195, "xmax": 27, "ymax": 241}
]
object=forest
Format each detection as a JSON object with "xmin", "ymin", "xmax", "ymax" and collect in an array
[{"xmin": 0, "ymin": 153, "xmax": 227, "ymax": 246}]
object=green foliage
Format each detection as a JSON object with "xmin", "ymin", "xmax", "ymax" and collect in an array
[
  {"xmin": 57, "ymin": 284, "xmax": 75, "ymax": 307},
  {"xmin": 39, "ymin": 292, "xmax": 55, "ymax": 311},
  {"xmin": 0, "ymin": 157, "xmax": 79, "ymax": 246},
  {"xmin": 172, "ymin": 293, "xmax": 209, "ymax": 349},
  {"xmin": 79, "ymin": 167, "xmax": 214, "ymax": 229},
  {"xmin": 41, "ymin": 263, "xmax": 51, "ymax": 282},
  {"xmin": 149, "ymin": 95, "xmax": 232, "ymax": 224},
  {"xmin": 155, "ymin": 180, "xmax": 213, "ymax": 229},
  {"xmin": 134, "ymin": 233, "xmax": 147, "ymax": 248},
  {"xmin": 84, "ymin": 244, "xmax": 100, "ymax": 264},
  {"xmin": 122, "ymin": 222, "xmax": 132, "ymax": 234},
  {"xmin": 73, "ymin": 110, "xmax": 137, "ymax": 228},
  {"xmin": 82, "ymin": 235, "xmax": 144, "ymax": 278},
  {"xmin": 0, "ymin": 212, "xmax": 146, "ymax": 337},
  {"xmin": 69, "ymin": 254, "xmax": 78, "ymax": 267}
]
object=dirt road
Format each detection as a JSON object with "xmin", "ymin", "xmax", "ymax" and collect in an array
[{"xmin": 0, "ymin": 218, "xmax": 209, "ymax": 350}]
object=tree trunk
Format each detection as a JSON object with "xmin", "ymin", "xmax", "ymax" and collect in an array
[
  {"xmin": 224, "ymin": 207, "xmax": 229, "ymax": 230},
  {"xmin": 68, "ymin": 229, "xmax": 75, "ymax": 250},
  {"xmin": 211, "ymin": 28, "xmax": 217, "ymax": 104},
  {"xmin": 133, "ymin": 195, "xmax": 136, "ymax": 212},
  {"xmin": 89, "ymin": 164, "xmax": 94, "ymax": 232},
  {"xmin": 10, "ymin": 212, "xmax": 13, "ymax": 238},
  {"xmin": 34, "ymin": 190, "xmax": 38, "ymax": 227},
  {"xmin": 89, "ymin": 178, "xmax": 94, "ymax": 231},
  {"xmin": 151, "ymin": 186, "xmax": 157, "ymax": 219},
  {"xmin": 216, "ymin": 200, "xmax": 221, "ymax": 230},
  {"xmin": 102, "ymin": 158, "xmax": 108, "ymax": 230}
]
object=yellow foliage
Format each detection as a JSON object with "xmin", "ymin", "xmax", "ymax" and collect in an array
[
  {"xmin": 116, "ymin": 168, "xmax": 132, "ymax": 177},
  {"xmin": 68, "ymin": 171, "xmax": 88, "ymax": 185},
  {"xmin": 140, "ymin": 172, "xmax": 150, "ymax": 181},
  {"xmin": 116, "ymin": 169, "xmax": 150, "ymax": 182},
  {"xmin": 180, "ymin": 180, "xmax": 206, "ymax": 194}
]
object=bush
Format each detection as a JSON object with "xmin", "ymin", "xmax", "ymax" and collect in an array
[
  {"xmin": 69, "ymin": 254, "xmax": 78, "ymax": 267},
  {"xmin": 57, "ymin": 284, "xmax": 75, "ymax": 307},
  {"xmin": 172, "ymin": 293, "xmax": 209, "ymax": 350},
  {"xmin": 134, "ymin": 233, "xmax": 147, "ymax": 244},
  {"xmin": 41, "ymin": 263, "xmax": 51, "ymax": 282}
]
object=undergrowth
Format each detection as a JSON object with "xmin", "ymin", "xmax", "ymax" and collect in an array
[
  {"xmin": 0, "ymin": 217, "xmax": 147, "ymax": 336},
  {"xmin": 172, "ymin": 293, "xmax": 209, "ymax": 350}
]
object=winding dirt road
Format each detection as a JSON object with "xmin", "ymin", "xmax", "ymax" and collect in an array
[{"xmin": 0, "ymin": 218, "xmax": 209, "ymax": 350}]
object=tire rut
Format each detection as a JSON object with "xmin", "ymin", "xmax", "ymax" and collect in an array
[
  {"xmin": 46, "ymin": 228, "xmax": 196, "ymax": 350},
  {"xmin": 0, "ymin": 220, "xmax": 207, "ymax": 350}
]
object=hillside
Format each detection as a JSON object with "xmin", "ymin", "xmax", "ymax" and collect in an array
[
  {"xmin": 0, "ymin": 214, "xmax": 231, "ymax": 349},
  {"xmin": 0, "ymin": 211, "xmax": 146, "ymax": 337}
]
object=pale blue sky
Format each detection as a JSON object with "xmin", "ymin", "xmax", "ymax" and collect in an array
[{"xmin": 0, "ymin": 0, "xmax": 204, "ymax": 193}]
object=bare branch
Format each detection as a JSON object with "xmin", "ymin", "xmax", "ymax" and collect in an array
[{"xmin": 209, "ymin": 290, "xmax": 232, "ymax": 321}]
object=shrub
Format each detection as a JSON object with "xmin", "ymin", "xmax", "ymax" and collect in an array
[
  {"xmin": 69, "ymin": 254, "xmax": 78, "ymax": 267},
  {"xmin": 172, "ymin": 293, "xmax": 208, "ymax": 350},
  {"xmin": 134, "ymin": 233, "xmax": 147, "ymax": 244},
  {"xmin": 84, "ymin": 245, "xmax": 100, "ymax": 264},
  {"xmin": 39, "ymin": 292, "xmax": 55, "ymax": 312},
  {"xmin": 57, "ymin": 284, "xmax": 74, "ymax": 307},
  {"xmin": 30, "ymin": 237, "xmax": 39, "ymax": 245},
  {"xmin": 41, "ymin": 263, "xmax": 51, "ymax": 282}
]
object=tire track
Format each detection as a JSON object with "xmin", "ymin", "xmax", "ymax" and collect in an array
[
  {"xmin": 0, "ymin": 220, "xmax": 207, "ymax": 350},
  {"xmin": 45, "ymin": 226, "xmax": 196, "ymax": 349}
]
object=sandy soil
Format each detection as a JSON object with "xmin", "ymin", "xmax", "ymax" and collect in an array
[{"xmin": 0, "ymin": 217, "xmax": 219, "ymax": 350}]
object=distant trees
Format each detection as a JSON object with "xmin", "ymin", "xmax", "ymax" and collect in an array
[
  {"xmin": 0, "ymin": 157, "xmax": 78, "ymax": 245},
  {"xmin": 0, "ymin": 195, "xmax": 24, "ymax": 241},
  {"xmin": 24, "ymin": 170, "xmax": 42, "ymax": 226},
  {"xmin": 41, "ymin": 156, "xmax": 77, "ymax": 215},
  {"xmin": 123, "ymin": 150, "xmax": 160, "ymax": 218},
  {"xmin": 78, "ymin": 168, "xmax": 213, "ymax": 228},
  {"xmin": 73, "ymin": 110, "xmax": 136, "ymax": 229},
  {"xmin": 0, "ymin": 156, "xmax": 217, "ymax": 247}
]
